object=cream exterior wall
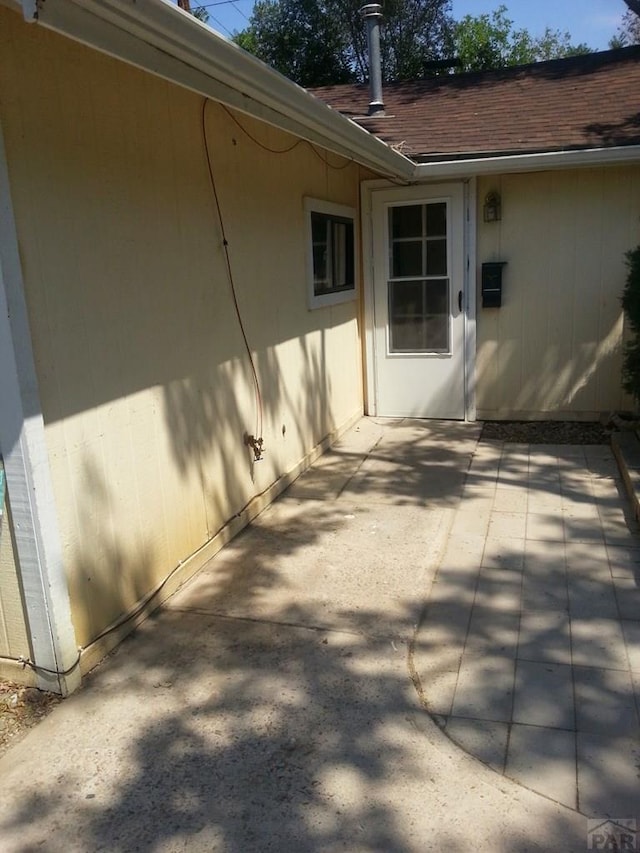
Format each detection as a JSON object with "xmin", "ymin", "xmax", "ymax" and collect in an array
[
  {"xmin": 476, "ymin": 168, "xmax": 640, "ymax": 419},
  {"xmin": 0, "ymin": 7, "xmax": 364, "ymax": 648}
]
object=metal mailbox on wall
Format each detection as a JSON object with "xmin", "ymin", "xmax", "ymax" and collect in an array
[{"xmin": 481, "ymin": 261, "xmax": 507, "ymax": 308}]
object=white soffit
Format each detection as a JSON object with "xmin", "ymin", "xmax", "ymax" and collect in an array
[{"xmin": 15, "ymin": 0, "xmax": 414, "ymax": 181}]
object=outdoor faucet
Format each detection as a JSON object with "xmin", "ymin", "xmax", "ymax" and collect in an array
[{"xmin": 244, "ymin": 434, "xmax": 265, "ymax": 461}]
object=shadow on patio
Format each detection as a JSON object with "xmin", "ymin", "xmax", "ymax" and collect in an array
[{"xmin": 0, "ymin": 420, "xmax": 591, "ymax": 851}]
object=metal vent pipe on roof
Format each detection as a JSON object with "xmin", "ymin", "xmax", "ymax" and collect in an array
[{"xmin": 361, "ymin": 4, "xmax": 384, "ymax": 116}]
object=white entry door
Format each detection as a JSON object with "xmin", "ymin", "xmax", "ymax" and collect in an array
[{"xmin": 370, "ymin": 183, "xmax": 466, "ymax": 419}]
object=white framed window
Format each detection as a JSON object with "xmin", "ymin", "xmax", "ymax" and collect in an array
[{"xmin": 304, "ymin": 198, "xmax": 357, "ymax": 309}]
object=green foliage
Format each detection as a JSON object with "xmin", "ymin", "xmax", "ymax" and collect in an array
[
  {"xmin": 375, "ymin": 0, "xmax": 454, "ymax": 81},
  {"xmin": 233, "ymin": 1, "xmax": 590, "ymax": 85},
  {"xmin": 233, "ymin": 0, "xmax": 454, "ymax": 86},
  {"xmin": 610, "ymin": 9, "xmax": 640, "ymax": 49},
  {"xmin": 621, "ymin": 246, "xmax": 640, "ymax": 404},
  {"xmin": 232, "ymin": 0, "xmax": 359, "ymax": 85},
  {"xmin": 452, "ymin": 5, "xmax": 590, "ymax": 73}
]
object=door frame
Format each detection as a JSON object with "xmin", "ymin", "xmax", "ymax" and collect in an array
[{"xmin": 360, "ymin": 178, "xmax": 477, "ymax": 421}]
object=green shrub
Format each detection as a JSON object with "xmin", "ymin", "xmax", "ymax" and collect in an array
[{"xmin": 621, "ymin": 246, "xmax": 640, "ymax": 406}]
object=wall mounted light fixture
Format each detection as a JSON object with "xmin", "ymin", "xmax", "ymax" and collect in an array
[{"xmin": 483, "ymin": 191, "xmax": 502, "ymax": 222}]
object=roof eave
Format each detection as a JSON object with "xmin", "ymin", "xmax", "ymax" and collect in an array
[
  {"xmin": 413, "ymin": 144, "xmax": 640, "ymax": 179},
  {"xmin": 14, "ymin": 0, "xmax": 415, "ymax": 181}
]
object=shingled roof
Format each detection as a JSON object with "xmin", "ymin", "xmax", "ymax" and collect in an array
[{"xmin": 309, "ymin": 47, "xmax": 640, "ymax": 162}]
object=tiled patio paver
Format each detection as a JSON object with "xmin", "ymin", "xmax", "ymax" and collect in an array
[
  {"xmin": 573, "ymin": 665, "xmax": 639, "ymax": 736},
  {"xmin": 613, "ymin": 576, "xmax": 640, "ymax": 619},
  {"xmin": 451, "ymin": 654, "xmax": 516, "ymax": 722},
  {"xmin": 505, "ymin": 724, "xmax": 577, "ymax": 809},
  {"xmin": 622, "ymin": 619, "xmax": 640, "ymax": 671},
  {"xmin": 567, "ymin": 576, "xmax": 618, "ymax": 618},
  {"xmin": 419, "ymin": 439, "xmax": 640, "ymax": 816},
  {"xmin": 570, "ymin": 618, "xmax": 629, "ymax": 669},
  {"xmin": 481, "ymin": 537, "xmax": 526, "ymax": 570},
  {"xmin": 512, "ymin": 660, "xmax": 574, "ymax": 729},
  {"xmin": 576, "ymin": 732, "xmax": 640, "ymax": 816}
]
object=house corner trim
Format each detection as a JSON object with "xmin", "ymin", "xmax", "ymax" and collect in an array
[{"xmin": 0, "ymin": 117, "xmax": 79, "ymax": 695}]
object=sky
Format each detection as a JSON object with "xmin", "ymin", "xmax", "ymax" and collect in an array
[{"xmin": 179, "ymin": 0, "xmax": 628, "ymax": 51}]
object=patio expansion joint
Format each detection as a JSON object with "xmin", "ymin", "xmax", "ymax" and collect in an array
[
  {"xmin": 165, "ymin": 605, "xmax": 412, "ymax": 645},
  {"xmin": 448, "ymin": 713, "xmax": 577, "ymax": 734},
  {"xmin": 566, "ymin": 598, "xmax": 582, "ymax": 814},
  {"xmin": 334, "ymin": 432, "xmax": 385, "ymax": 500}
]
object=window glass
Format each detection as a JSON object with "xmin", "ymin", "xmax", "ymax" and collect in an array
[
  {"xmin": 311, "ymin": 214, "xmax": 329, "ymax": 289},
  {"xmin": 332, "ymin": 220, "xmax": 354, "ymax": 290},
  {"xmin": 306, "ymin": 200, "xmax": 357, "ymax": 309}
]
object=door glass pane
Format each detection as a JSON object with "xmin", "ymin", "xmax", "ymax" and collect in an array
[
  {"xmin": 390, "ymin": 279, "xmax": 423, "ymax": 315},
  {"xmin": 392, "ymin": 241, "xmax": 422, "ymax": 277},
  {"xmin": 389, "ymin": 281, "xmax": 425, "ymax": 352},
  {"xmin": 391, "ymin": 205, "xmax": 422, "ymax": 239},
  {"xmin": 426, "ymin": 239, "xmax": 447, "ymax": 275},
  {"xmin": 426, "ymin": 202, "xmax": 447, "ymax": 236},
  {"xmin": 388, "ymin": 279, "xmax": 450, "ymax": 353},
  {"xmin": 387, "ymin": 201, "xmax": 450, "ymax": 354},
  {"xmin": 425, "ymin": 279, "xmax": 449, "ymax": 351}
]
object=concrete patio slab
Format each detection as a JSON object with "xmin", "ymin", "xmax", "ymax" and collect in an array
[{"xmin": 0, "ymin": 418, "xmax": 635, "ymax": 851}]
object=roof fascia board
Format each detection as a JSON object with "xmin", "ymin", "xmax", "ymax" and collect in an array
[
  {"xmin": 413, "ymin": 145, "xmax": 640, "ymax": 179},
  {"xmin": 19, "ymin": 0, "xmax": 414, "ymax": 181}
]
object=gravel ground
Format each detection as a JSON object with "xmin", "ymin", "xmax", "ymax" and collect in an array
[
  {"xmin": 480, "ymin": 420, "xmax": 611, "ymax": 444},
  {"xmin": 0, "ymin": 680, "xmax": 62, "ymax": 758}
]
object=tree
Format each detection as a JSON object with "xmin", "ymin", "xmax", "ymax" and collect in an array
[
  {"xmin": 623, "ymin": 0, "xmax": 640, "ymax": 16},
  {"xmin": 452, "ymin": 5, "xmax": 590, "ymax": 74},
  {"xmin": 375, "ymin": 0, "xmax": 454, "ymax": 81},
  {"xmin": 234, "ymin": 1, "xmax": 592, "ymax": 86},
  {"xmin": 234, "ymin": 0, "xmax": 357, "ymax": 85},
  {"xmin": 610, "ymin": 10, "xmax": 640, "ymax": 48},
  {"xmin": 233, "ymin": 0, "xmax": 454, "ymax": 86}
]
